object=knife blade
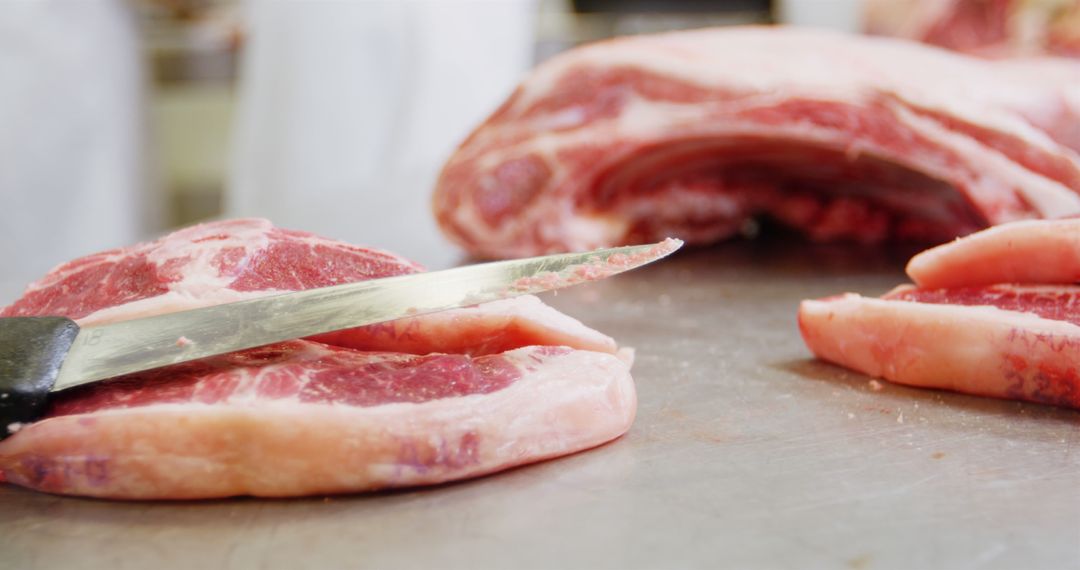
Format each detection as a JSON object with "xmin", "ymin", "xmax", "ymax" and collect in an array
[{"xmin": 0, "ymin": 239, "xmax": 681, "ymax": 435}]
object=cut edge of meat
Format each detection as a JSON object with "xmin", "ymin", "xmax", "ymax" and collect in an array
[
  {"xmin": 436, "ymin": 126, "xmax": 1007, "ymax": 259},
  {"xmin": 798, "ymin": 293, "xmax": 1080, "ymax": 408},
  {"xmin": 435, "ymin": 104, "xmax": 1074, "ymax": 256}
]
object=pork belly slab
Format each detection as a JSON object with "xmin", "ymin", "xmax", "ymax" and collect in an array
[
  {"xmin": 433, "ymin": 26, "xmax": 1080, "ymax": 258},
  {"xmin": 0, "ymin": 219, "xmax": 635, "ymax": 499},
  {"xmin": 800, "ymin": 219, "xmax": 1080, "ymax": 408}
]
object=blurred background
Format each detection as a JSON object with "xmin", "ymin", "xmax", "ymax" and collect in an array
[
  {"xmin": 0, "ymin": 0, "xmax": 827, "ymax": 302},
  {"xmin": 1, "ymin": 0, "xmax": 1077, "ymax": 302}
]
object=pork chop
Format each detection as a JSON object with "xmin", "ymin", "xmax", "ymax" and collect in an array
[
  {"xmin": 800, "ymin": 219, "xmax": 1080, "ymax": 408},
  {"xmin": 0, "ymin": 219, "xmax": 636, "ymax": 499}
]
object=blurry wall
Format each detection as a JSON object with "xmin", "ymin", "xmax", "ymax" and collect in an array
[
  {"xmin": 225, "ymin": 0, "xmax": 536, "ymax": 263},
  {"xmin": 145, "ymin": 0, "xmax": 539, "ymax": 266},
  {"xmin": 0, "ymin": 0, "xmax": 156, "ymax": 302},
  {"xmin": 141, "ymin": 0, "xmax": 239, "ymax": 228}
]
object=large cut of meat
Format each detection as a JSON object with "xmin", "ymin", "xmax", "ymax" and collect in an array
[
  {"xmin": 863, "ymin": 0, "xmax": 1080, "ymax": 58},
  {"xmin": 433, "ymin": 26, "xmax": 1080, "ymax": 259},
  {"xmin": 799, "ymin": 218, "xmax": 1080, "ymax": 409},
  {"xmin": 0, "ymin": 219, "xmax": 636, "ymax": 499}
]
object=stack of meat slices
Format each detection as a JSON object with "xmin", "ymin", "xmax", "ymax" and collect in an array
[
  {"xmin": 0, "ymin": 219, "xmax": 636, "ymax": 500},
  {"xmin": 800, "ymin": 219, "xmax": 1080, "ymax": 408}
]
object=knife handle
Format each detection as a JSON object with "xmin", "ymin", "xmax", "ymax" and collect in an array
[{"xmin": 0, "ymin": 317, "xmax": 80, "ymax": 440}]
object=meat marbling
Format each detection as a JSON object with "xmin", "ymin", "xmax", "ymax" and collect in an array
[
  {"xmin": 433, "ymin": 26, "xmax": 1080, "ymax": 258},
  {"xmin": 800, "ymin": 219, "xmax": 1080, "ymax": 409},
  {"xmin": 0, "ymin": 219, "xmax": 636, "ymax": 499}
]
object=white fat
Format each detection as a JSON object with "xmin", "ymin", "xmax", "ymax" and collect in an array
[
  {"xmin": 892, "ymin": 103, "xmax": 1080, "ymax": 219},
  {"xmin": 541, "ymin": 214, "xmax": 628, "ymax": 253},
  {"xmin": 146, "ymin": 219, "xmax": 274, "ymax": 298},
  {"xmin": 76, "ymin": 288, "xmax": 267, "ymax": 327}
]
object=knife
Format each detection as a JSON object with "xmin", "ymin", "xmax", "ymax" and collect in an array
[{"xmin": 0, "ymin": 239, "xmax": 681, "ymax": 436}]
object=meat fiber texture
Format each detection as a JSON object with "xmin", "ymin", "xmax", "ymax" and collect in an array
[
  {"xmin": 0, "ymin": 219, "xmax": 636, "ymax": 500},
  {"xmin": 799, "ymin": 218, "xmax": 1080, "ymax": 409},
  {"xmin": 433, "ymin": 26, "xmax": 1080, "ymax": 259}
]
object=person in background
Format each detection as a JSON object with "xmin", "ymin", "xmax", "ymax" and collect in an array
[
  {"xmin": 0, "ymin": 0, "xmax": 535, "ymax": 308},
  {"xmin": 226, "ymin": 0, "xmax": 537, "ymax": 264},
  {"xmin": 0, "ymin": 0, "xmax": 159, "ymax": 302}
]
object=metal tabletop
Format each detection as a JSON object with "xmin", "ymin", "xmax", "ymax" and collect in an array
[{"xmin": 2, "ymin": 238, "xmax": 1079, "ymax": 570}]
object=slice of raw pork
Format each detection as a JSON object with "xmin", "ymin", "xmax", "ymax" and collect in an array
[
  {"xmin": 0, "ymin": 219, "xmax": 635, "ymax": 499},
  {"xmin": 799, "ymin": 219, "xmax": 1080, "ymax": 408},
  {"xmin": 433, "ymin": 26, "xmax": 1080, "ymax": 258}
]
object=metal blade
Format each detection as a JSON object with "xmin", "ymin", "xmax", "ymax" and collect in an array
[{"xmin": 53, "ymin": 239, "xmax": 682, "ymax": 391}]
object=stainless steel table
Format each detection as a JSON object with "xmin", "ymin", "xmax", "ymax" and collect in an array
[{"xmin": 3, "ymin": 239, "xmax": 1079, "ymax": 569}]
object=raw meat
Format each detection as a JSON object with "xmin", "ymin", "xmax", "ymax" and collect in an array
[
  {"xmin": 799, "ymin": 219, "xmax": 1080, "ymax": 408},
  {"xmin": 906, "ymin": 218, "xmax": 1080, "ymax": 288},
  {"xmin": 863, "ymin": 0, "xmax": 1080, "ymax": 58},
  {"xmin": 989, "ymin": 58, "xmax": 1080, "ymax": 156},
  {"xmin": 0, "ymin": 219, "xmax": 636, "ymax": 499},
  {"xmin": 432, "ymin": 26, "xmax": 1080, "ymax": 259}
]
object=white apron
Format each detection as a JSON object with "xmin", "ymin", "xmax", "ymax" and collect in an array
[
  {"xmin": 0, "ymin": 0, "xmax": 154, "ymax": 302},
  {"xmin": 227, "ymin": 0, "xmax": 536, "ymax": 265}
]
